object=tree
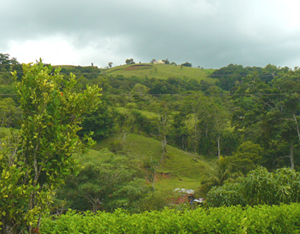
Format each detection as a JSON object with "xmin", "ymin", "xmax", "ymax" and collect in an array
[
  {"xmin": 232, "ymin": 70, "xmax": 300, "ymax": 169},
  {"xmin": 78, "ymin": 99, "xmax": 118, "ymax": 141},
  {"xmin": 230, "ymin": 141, "xmax": 262, "ymax": 175},
  {"xmin": 181, "ymin": 62, "xmax": 192, "ymax": 67},
  {"xmin": 207, "ymin": 167, "xmax": 300, "ymax": 207},
  {"xmin": 199, "ymin": 156, "xmax": 238, "ymax": 197},
  {"xmin": 56, "ymin": 149, "xmax": 147, "ymax": 213},
  {"xmin": 0, "ymin": 61, "xmax": 102, "ymax": 233},
  {"xmin": 157, "ymin": 102, "xmax": 172, "ymax": 163},
  {"xmin": 117, "ymin": 111, "xmax": 136, "ymax": 143},
  {"xmin": 108, "ymin": 62, "xmax": 113, "ymax": 68},
  {"xmin": 130, "ymin": 83, "xmax": 150, "ymax": 101},
  {"xmin": 0, "ymin": 53, "xmax": 20, "ymax": 72},
  {"xmin": 125, "ymin": 58, "xmax": 135, "ymax": 65},
  {"xmin": 0, "ymin": 98, "xmax": 20, "ymax": 128},
  {"xmin": 163, "ymin": 59, "xmax": 170, "ymax": 65}
]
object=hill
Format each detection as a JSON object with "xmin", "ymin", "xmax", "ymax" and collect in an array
[
  {"xmin": 103, "ymin": 63, "xmax": 215, "ymax": 83},
  {"xmin": 93, "ymin": 133, "xmax": 210, "ymax": 192}
]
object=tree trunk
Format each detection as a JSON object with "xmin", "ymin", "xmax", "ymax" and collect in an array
[
  {"xmin": 217, "ymin": 135, "xmax": 221, "ymax": 159},
  {"xmin": 194, "ymin": 116, "xmax": 197, "ymax": 153},
  {"xmin": 290, "ymin": 142, "xmax": 295, "ymax": 170},
  {"xmin": 123, "ymin": 132, "xmax": 127, "ymax": 143},
  {"xmin": 161, "ymin": 135, "xmax": 167, "ymax": 163}
]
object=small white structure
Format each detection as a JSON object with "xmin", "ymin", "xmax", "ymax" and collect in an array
[
  {"xmin": 174, "ymin": 188, "xmax": 195, "ymax": 195},
  {"xmin": 154, "ymin": 60, "xmax": 165, "ymax": 64}
]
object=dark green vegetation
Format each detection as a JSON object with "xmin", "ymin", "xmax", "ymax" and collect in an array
[{"xmin": 2, "ymin": 54, "xmax": 300, "ymax": 232}]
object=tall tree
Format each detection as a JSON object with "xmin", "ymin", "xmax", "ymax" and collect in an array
[
  {"xmin": 232, "ymin": 69, "xmax": 300, "ymax": 169},
  {"xmin": 0, "ymin": 61, "xmax": 101, "ymax": 233},
  {"xmin": 157, "ymin": 102, "xmax": 172, "ymax": 163}
]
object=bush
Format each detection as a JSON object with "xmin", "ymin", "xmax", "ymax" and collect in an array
[
  {"xmin": 206, "ymin": 167, "xmax": 300, "ymax": 207},
  {"xmin": 41, "ymin": 204, "xmax": 300, "ymax": 233}
]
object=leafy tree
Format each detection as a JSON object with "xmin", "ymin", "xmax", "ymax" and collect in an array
[
  {"xmin": 125, "ymin": 58, "xmax": 135, "ymax": 65},
  {"xmin": 163, "ymin": 59, "xmax": 170, "ymax": 65},
  {"xmin": 78, "ymin": 99, "xmax": 118, "ymax": 141},
  {"xmin": 207, "ymin": 167, "xmax": 300, "ymax": 207},
  {"xmin": 0, "ymin": 98, "xmax": 20, "ymax": 128},
  {"xmin": 232, "ymin": 70, "xmax": 300, "ymax": 169},
  {"xmin": 199, "ymin": 156, "xmax": 239, "ymax": 197},
  {"xmin": 230, "ymin": 141, "xmax": 262, "ymax": 175},
  {"xmin": 108, "ymin": 62, "xmax": 113, "ymax": 68},
  {"xmin": 56, "ymin": 150, "xmax": 147, "ymax": 213},
  {"xmin": 206, "ymin": 182, "xmax": 246, "ymax": 207},
  {"xmin": 0, "ymin": 61, "xmax": 101, "ymax": 233},
  {"xmin": 208, "ymin": 100, "xmax": 230, "ymax": 159},
  {"xmin": 181, "ymin": 62, "xmax": 192, "ymax": 67},
  {"xmin": 116, "ymin": 111, "xmax": 136, "ymax": 143},
  {"xmin": 130, "ymin": 83, "xmax": 150, "ymax": 102},
  {"xmin": 157, "ymin": 102, "xmax": 172, "ymax": 162}
]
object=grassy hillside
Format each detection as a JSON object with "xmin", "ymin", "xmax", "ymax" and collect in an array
[
  {"xmin": 93, "ymin": 133, "xmax": 209, "ymax": 192},
  {"xmin": 104, "ymin": 63, "xmax": 215, "ymax": 83}
]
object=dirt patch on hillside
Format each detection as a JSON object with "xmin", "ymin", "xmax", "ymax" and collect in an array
[{"xmin": 125, "ymin": 65, "xmax": 152, "ymax": 71}]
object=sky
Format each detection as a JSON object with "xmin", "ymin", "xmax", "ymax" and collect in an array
[{"xmin": 1, "ymin": 0, "xmax": 300, "ymax": 69}]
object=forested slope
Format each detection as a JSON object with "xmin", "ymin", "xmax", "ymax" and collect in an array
[{"xmin": 2, "ymin": 53, "xmax": 300, "ymax": 218}]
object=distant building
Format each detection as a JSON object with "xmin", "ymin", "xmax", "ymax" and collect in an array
[{"xmin": 154, "ymin": 60, "xmax": 165, "ymax": 64}]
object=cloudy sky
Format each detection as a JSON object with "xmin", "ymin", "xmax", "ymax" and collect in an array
[{"xmin": 1, "ymin": 0, "xmax": 300, "ymax": 68}]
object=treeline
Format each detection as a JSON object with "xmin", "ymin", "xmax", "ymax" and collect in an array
[{"xmin": 1, "ymin": 55, "xmax": 300, "ymax": 171}]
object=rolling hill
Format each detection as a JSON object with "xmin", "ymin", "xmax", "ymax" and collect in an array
[
  {"xmin": 103, "ymin": 63, "xmax": 215, "ymax": 82},
  {"xmin": 93, "ymin": 133, "xmax": 210, "ymax": 192}
]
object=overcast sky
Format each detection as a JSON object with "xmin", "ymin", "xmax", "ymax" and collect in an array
[{"xmin": 1, "ymin": 0, "xmax": 300, "ymax": 68}]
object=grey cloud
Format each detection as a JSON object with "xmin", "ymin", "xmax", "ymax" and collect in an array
[{"xmin": 1, "ymin": 0, "xmax": 300, "ymax": 68}]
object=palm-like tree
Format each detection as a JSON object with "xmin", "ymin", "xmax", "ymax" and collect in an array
[{"xmin": 199, "ymin": 156, "xmax": 241, "ymax": 197}]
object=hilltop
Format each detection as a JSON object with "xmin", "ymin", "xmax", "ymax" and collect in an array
[
  {"xmin": 104, "ymin": 63, "xmax": 215, "ymax": 82},
  {"xmin": 53, "ymin": 63, "xmax": 215, "ymax": 83}
]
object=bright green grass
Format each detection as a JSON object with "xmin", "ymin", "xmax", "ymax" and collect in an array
[
  {"xmin": 154, "ymin": 177, "xmax": 200, "ymax": 192},
  {"xmin": 105, "ymin": 63, "xmax": 216, "ymax": 83},
  {"xmin": 93, "ymin": 133, "xmax": 209, "ymax": 191}
]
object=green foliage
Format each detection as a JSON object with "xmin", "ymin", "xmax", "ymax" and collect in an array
[
  {"xmin": 41, "ymin": 203, "xmax": 300, "ymax": 233},
  {"xmin": 0, "ymin": 61, "xmax": 102, "ymax": 232},
  {"xmin": 0, "ymin": 97, "xmax": 20, "ymax": 128},
  {"xmin": 207, "ymin": 167, "xmax": 300, "ymax": 207},
  {"xmin": 125, "ymin": 58, "xmax": 135, "ymax": 65},
  {"xmin": 56, "ymin": 149, "xmax": 148, "ymax": 213},
  {"xmin": 199, "ymin": 156, "xmax": 239, "ymax": 197},
  {"xmin": 181, "ymin": 61, "xmax": 192, "ymax": 67},
  {"xmin": 230, "ymin": 141, "xmax": 262, "ymax": 175},
  {"xmin": 207, "ymin": 182, "xmax": 246, "ymax": 207},
  {"xmin": 94, "ymin": 133, "xmax": 208, "ymax": 191},
  {"xmin": 78, "ymin": 98, "xmax": 118, "ymax": 141}
]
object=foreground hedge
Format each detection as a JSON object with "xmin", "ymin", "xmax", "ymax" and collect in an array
[{"xmin": 41, "ymin": 203, "xmax": 300, "ymax": 233}]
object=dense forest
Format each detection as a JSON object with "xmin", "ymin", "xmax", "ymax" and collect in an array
[{"xmin": 1, "ymin": 53, "xmax": 300, "ymax": 232}]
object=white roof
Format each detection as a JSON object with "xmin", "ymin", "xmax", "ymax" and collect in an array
[{"xmin": 174, "ymin": 188, "xmax": 195, "ymax": 194}]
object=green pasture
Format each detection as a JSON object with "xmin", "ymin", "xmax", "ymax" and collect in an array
[
  {"xmin": 93, "ymin": 133, "xmax": 209, "ymax": 191},
  {"xmin": 104, "ymin": 63, "xmax": 215, "ymax": 82}
]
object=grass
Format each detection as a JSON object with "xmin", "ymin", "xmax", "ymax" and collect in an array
[
  {"xmin": 93, "ymin": 133, "xmax": 209, "ymax": 191},
  {"xmin": 104, "ymin": 63, "xmax": 216, "ymax": 83}
]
